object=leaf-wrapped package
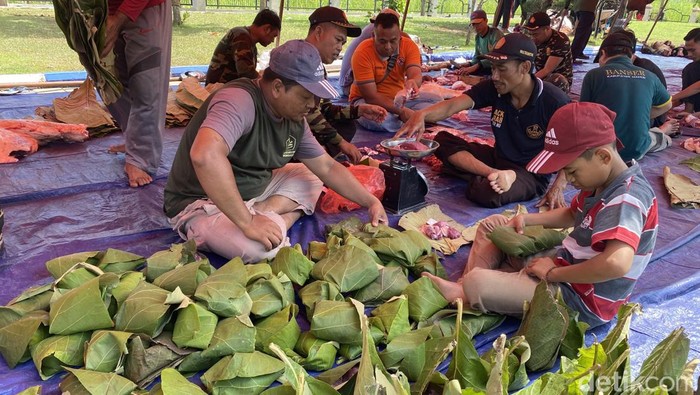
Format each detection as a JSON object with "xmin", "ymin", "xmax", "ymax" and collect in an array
[
  {"xmin": 153, "ymin": 260, "xmax": 213, "ymax": 296},
  {"xmin": 0, "ymin": 310, "xmax": 49, "ymax": 368},
  {"xmin": 84, "ymin": 330, "xmax": 136, "ymax": 372},
  {"xmin": 145, "ymin": 240, "xmax": 198, "ymax": 282},
  {"xmin": 311, "ymin": 300, "xmax": 363, "ymax": 345},
  {"xmin": 172, "ymin": 300, "xmax": 218, "ymax": 349},
  {"xmin": 369, "ymin": 295, "xmax": 411, "ymax": 343},
  {"xmin": 194, "ymin": 257, "xmax": 252, "ymax": 317},
  {"xmin": 46, "ymin": 249, "xmax": 144, "ymax": 278},
  {"xmin": 31, "ymin": 331, "xmax": 92, "ymax": 379},
  {"xmin": 366, "ymin": 229, "xmax": 432, "ymax": 267},
  {"xmin": 148, "ymin": 368, "xmax": 208, "ymax": 395},
  {"xmin": 111, "ymin": 271, "xmax": 144, "ymax": 308},
  {"xmin": 49, "ymin": 273, "xmax": 119, "ymax": 335},
  {"xmin": 247, "ymin": 274, "xmax": 293, "ymax": 318},
  {"xmin": 354, "ymin": 266, "xmax": 410, "ymax": 306},
  {"xmin": 201, "ymin": 315, "xmax": 256, "ymax": 358},
  {"xmin": 201, "ymin": 352, "xmax": 285, "ymax": 395},
  {"xmin": 487, "ymin": 225, "xmax": 567, "ymax": 258},
  {"xmin": 263, "ymin": 343, "xmax": 340, "ymax": 395},
  {"xmin": 311, "ymin": 237, "xmax": 380, "ymax": 292},
  {"xmin": 270, "ymin": 244, "xmax": 314, "ymax": 286},
  {"xmin": 59, "ymin": 367, "xmax": 137, "ymax": 395},
  {"xmin": 1, "ymin": 283, "xmax": 53, "ymax": 324},
  {"xmin": 298, "ymin": 280, "xmax": 344, "ymax": 318},
  {"xmin": 379, "ymin": 326, "xmax": 433, "ymax": 381},
  {"xmin": 124, "ymin": 333, "xmax": 190, "ymax": 388},
  {"xmin": 293, "ymin": 332, "xmax": 339, "ymax": 372},
  {"xmin": 402, "ymin": 276, "xmax": 449, "ymax": 322},
  {"xmin": 255, "ymin": 304, "xmax": 301, "ymax": 355},
  {"xmin": 114, "ymin": 281, "xmax": 172, "ymax": 337},
  {"xmin": 410, "ymin": 252, "xmax": 448, "ymax": 278},
  {"xmin": 515, "ymin": 281, "xmax": 568, "ymax": 371}
]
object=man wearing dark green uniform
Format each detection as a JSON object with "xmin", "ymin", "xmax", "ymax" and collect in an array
[
  {"xmin": 205, "ymin": 9, "xmax": 281, "ymax": 85},
  {"xmin": 165, "ymin": 40, "xmax": 387, "ymax": 262},
  {"xmin": 580, "ymin": 32, "xmax": 672, "ymax": 162}
]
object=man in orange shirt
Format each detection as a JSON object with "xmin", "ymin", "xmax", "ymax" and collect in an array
[{"xmin": 349, "ymin": 12, "xmax": 441, "ymax": 133}]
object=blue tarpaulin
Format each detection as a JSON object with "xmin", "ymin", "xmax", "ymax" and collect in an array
[{"xmin": 1, "ymin": 53, "xmax": 699, "ymax": 394}]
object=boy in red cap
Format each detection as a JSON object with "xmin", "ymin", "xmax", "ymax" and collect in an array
[{"xmin": 424, "ymin": 102, "xmax": 658, "ymax": 328}]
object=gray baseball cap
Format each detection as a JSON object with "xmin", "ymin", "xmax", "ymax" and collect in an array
[{"xmin": 268, "ymin": 40, "xmax": 339, "ymax": 99}]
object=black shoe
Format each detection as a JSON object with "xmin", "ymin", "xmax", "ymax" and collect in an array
[{"xmin": 576, "ymin": 54, "xmax": 590, "ymax": 60}]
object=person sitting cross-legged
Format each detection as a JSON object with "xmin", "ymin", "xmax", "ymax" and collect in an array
[{"xmin": 424, "ymin": 102, "xmax": 659, "ymax": 329}]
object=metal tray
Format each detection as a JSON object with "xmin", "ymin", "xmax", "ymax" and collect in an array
[{"xmin": 380, "ymin": 138, "xmax": 440, "ymax": 159}]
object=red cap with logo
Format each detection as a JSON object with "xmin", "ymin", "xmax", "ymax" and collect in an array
[{"xmin": 526, "ymin": 102, "xmax": 622, "ymax": 174}]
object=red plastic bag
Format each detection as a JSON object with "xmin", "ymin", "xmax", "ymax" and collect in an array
[{"xmin": 319, "ymin": 165, "xmax": 386, "ymax": 214}]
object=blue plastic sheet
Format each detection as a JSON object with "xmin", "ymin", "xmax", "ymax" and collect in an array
[{"xmin": 2, "ymin": 53, "xmax": 700, "ymax": 394}]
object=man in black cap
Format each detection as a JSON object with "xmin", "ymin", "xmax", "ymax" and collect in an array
[
  {"xmin": 456, "ymin": 10, "xmax": 503, "ymax": 76},
  {"xmin": 581, "ymin": 32, "xmax": 672, "ymax": 163},
  {"xmin": 304, "ymin": 6, "xmax": 387, "ymax": 163},
  {"xmin": 396, "ymin": 33, "xmax": 571, "ymax": 209},
  {"xmin": 523, "ymin": 12, "xmax": 573, "ymax": 92},
  {"xmin": 164, "ymin": 40, "xmax": 387, "ymax": 263}
]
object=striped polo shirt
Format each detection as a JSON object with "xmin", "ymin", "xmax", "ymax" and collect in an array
[{"xmin": 556, "ymin": 164, "xmax": 658, "ymax": 328}]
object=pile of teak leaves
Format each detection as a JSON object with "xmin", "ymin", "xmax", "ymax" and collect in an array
[{"xmin": 0, "ymin": 217, "xmax": 697, "ymax": 394}]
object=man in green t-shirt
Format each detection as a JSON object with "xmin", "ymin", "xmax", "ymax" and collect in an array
[
  {"xmin": 457, "ymin": 10, "xmax": 503, "ymax": 76},
  {"xmin": 164, "ymin": 40, "xmax": 388, "ymax": 263}
]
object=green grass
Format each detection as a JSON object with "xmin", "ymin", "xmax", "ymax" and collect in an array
[{"xmin": 0, "ymin": 5, "xmax": 697, "ymax": 75}]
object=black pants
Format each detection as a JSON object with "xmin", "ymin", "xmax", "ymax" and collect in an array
[
  {"xmin": 571, "ymin": 11, "xmax": 595, "ymax": 58},
  {"xmin": 325, "ymin": 118, "xmax": 357, "ymax": 158},
  {"xmin": 434, "ymin": 132, "xmax": 550, "ymax": 208},
  {"xmin": 493, "ymin": 0, "xmax": 514, "ymax": 28}
]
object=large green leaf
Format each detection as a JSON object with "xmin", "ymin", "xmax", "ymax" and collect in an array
[
  {"xmin": 601, "ymin": 303, "xmax": 640, "ymax": 353},
  {"xmin": 51, "ymin": 0, "xmax": 123, "ymax": 104},
  {"xmin": 447, "ymin": 300, "xmax": 489, "ymax": 391},
  {"xmin": 629, "ymin": 327, "xmax": 690, "ymax": 394},
  {"xmin": 410, "ymin": 335, "xmax": 455, "ymax": 394},
  {"xmin": 49, "ymin": 273, "xmax": 119, "ymax": 335},
  {"xmin": 298, "ymin": 280, "xmax": 344, "ymax": 318},
  {"xmin": 515, "ymin": 281, "xmax": 568, "ymax": 371},
  {"xmin": 113, "ymin": 281, "xmax": 172, "ymax": 337},
  {"xmin": 201, "ymin": 352, "xmax": 285, "ymax": 394},
  {"xmin": 194, "ymin": 257, "xmax": 252, "ymax": 317},
  {"xmin": 680, "ymin": 155, "xmax": 700, "ymax": 173},
  {"xmin": 148, "ymin": 367, "xmax": 207, "ymax": 395},
  {"xmin": 354, "ymin": 266, "xmax": 410, "ymax": 306},
  {"xmin": 409, "ymin": 252, "xmax": 448, "ymax": 279},
  {"xmin": 97, "ymin": 248, "xmax": 145, "ymax": 273},
  {"xmin": 45, "ymin": 251, "xmax": 101, "ymax": 279},
  {"xmin": 402, "ymin": 276, "xmax": 449, "ymax": 322},
  {"xmin": 255, "ymin": 304, "xmax": 301, "ymax": 355},
  {"xmin": 59, "ymin": 367, "xmax": 137, "ymax": 395},
  {"xmin": 368, "ymin": 295, "xmax": 411, "ymax": 343},
  {"xmin": 311, "ymin": 300, "xmax": 363, "ymax": 345},
  {"xmin": 270, "ymin": 244, "xmax": 315, "ymax": 286},
  {"xmin": 487, "ymin": 225, "xmax": 567, "ymax": 258},
  {"xmin": 0, "ymin": 310, "xmax": 49, "ymax": 368},
  {"xmin": 293, "ymin": 331, "xmax": 339, "ymax": 372},
  {"xmin": 84, "ymin": 330, "xmax": 135, "ymax": 372},
  {"xmin": 145, "ymin": 241, "xmax": 198, "ymax": 282},
  {"xmin": 31, "ymin": 331, "xmax": 92, "ymax": 380},
  {"xmin": 153, "ymin": 260, "xmax": 213, "ymax": 296},
  {"xmin": 202, "ymin": 315, "xmax": 256, "ymax": 358},
  {"xmin": 558, "ymin": 297, "xmax": 589, "ymax": 360},
  {"xmin": 172, "ymin": 300, "xmax": 218, "ymax": 349},
  {"xmin": 311, "ymin": 239, "xmax": 381, "ymax": 292},
  {"xmin": 177, "ymin": 350, "xmax": 220, "ymax": 374}
]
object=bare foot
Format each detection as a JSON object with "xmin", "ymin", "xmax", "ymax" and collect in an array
[
  {"xmin": 422, "ymin": 272, "xmax": 466, "ymax": 303},
  {"xmin": 487, "ymin": 170, "xmax": 517, "ymax": 194},
  {"xmin": 125, "ymin": 163, "xmax": 152, "ymax": 188},
  {"xmin": 658, "ymin": 119, "xmax": 680, "ymax": 136},
  {"xmin": 108, "ymin": 144, "xmax": 126, "ymax": 154}
]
